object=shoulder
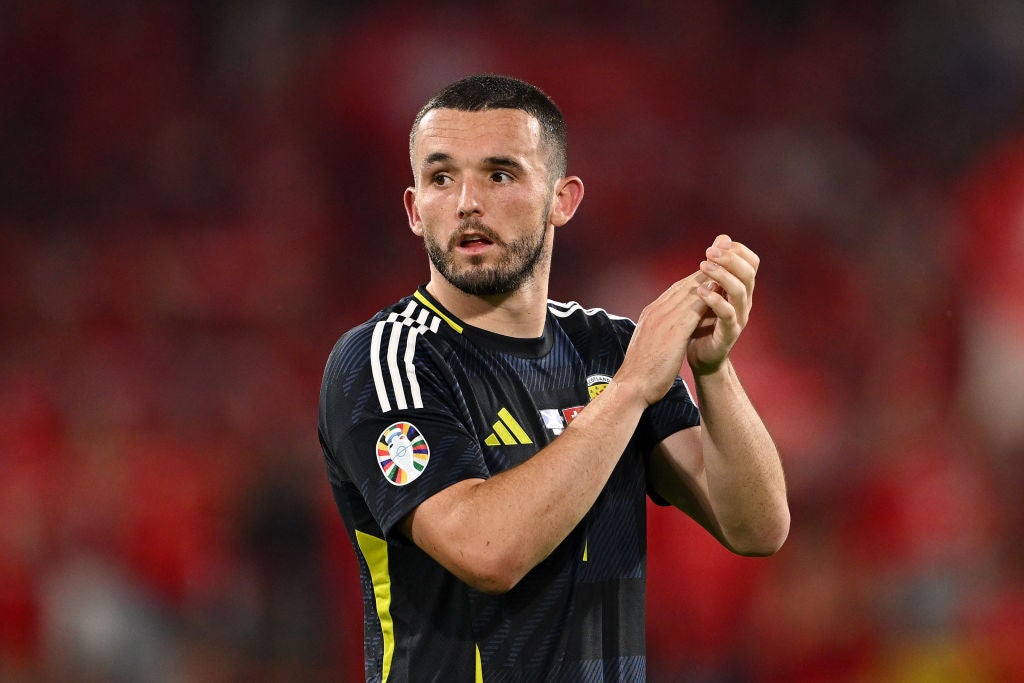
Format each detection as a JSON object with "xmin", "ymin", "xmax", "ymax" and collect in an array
[
  {"xmin": 324, "ymin": 295, "xmax": 456, "ymax": 379},
  {"xmin": 546, "ymin": 299, "xmax": 635, "ymax": 336}
]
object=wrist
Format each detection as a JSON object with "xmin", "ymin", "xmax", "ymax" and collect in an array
[
  {"xmin": 691, "ymin": 357, "xmax": 734, "ymax": 384},
  {"xmin": 601, "ymin": 378, "xmax": 651, "ymax": 413}
]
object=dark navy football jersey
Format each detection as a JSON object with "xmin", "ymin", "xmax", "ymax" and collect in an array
[{"xmin": 318, "ymin": 286, "xmax": 701, "ymax": 682}]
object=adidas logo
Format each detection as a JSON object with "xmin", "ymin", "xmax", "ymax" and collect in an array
[{"xmin": 483, "ymin": 408, "xmax": 533, "ymax": 447}]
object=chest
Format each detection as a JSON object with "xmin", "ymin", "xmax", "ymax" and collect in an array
[{"xmin": 455, "ymin": 337, "xmax": 621, "ymax": 472}]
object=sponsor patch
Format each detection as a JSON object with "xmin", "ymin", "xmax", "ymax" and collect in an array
[
  {"xmin": 539, "ymin": 405, "xmax": 585, "ymax": 436},
  {"xmin": 376, "ymin": 421, "xmax": 429, "ymax": 486},
  {"xmin": 539, "ymin": 408, "xmax": 566, "ymax": 435}
]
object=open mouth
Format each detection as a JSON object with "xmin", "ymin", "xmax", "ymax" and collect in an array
[{"xmin": 458, "ymin": 236, "xmax": 494, "ymax": 248}]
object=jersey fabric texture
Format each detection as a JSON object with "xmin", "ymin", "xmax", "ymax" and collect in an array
[{"xmin": 318, "ymin": 286, "xmax": 701, "ymax": 683}]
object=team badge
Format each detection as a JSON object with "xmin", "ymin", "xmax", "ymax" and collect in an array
[
  {"xmin": 376, "ymin": 422, "xmax": 430, "ymax": 486},
  {"xmin": 586, "ymin": 374, "xmax": 612, "ymax": 399}
]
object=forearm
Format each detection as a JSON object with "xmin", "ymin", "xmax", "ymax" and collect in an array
[
  {"xmin": 405, "ymin": 380, "xmax": 648, "ymax": 593},
  {"xmin": 407, "ymin": 270, "xmax": 713, "ymax": 591},
  {"xmin": 693, "ymin": 359, "xmax": 790, "ymax": 555}
]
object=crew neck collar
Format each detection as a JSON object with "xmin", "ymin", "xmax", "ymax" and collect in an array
[{"xmin": 415, "ymin": 286, "xmax": 554, "ymax": 358}]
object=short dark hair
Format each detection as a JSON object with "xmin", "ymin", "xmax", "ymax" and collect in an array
[{"xmin": 409, "ymin": 74, "xmax": 568, "ymax": 179}]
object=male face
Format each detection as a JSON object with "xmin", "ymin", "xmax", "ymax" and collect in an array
[{"xmin": 404, "ymin": 108, "xmax": 558, "ymax": 297}]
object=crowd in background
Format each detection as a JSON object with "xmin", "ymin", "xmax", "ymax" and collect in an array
[{"xmin": 3, "ymin": 1, "xmax": 1024, "ymax": 681}]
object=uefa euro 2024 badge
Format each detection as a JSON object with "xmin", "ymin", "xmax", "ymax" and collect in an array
[{"xmin": 376, "ymin": 422, "xmax": 430, "ymax": 486}]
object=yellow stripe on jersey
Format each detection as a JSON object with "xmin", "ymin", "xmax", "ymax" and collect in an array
[
  {"xmin": 413, "ymin": 290, "xmax": 464, "ymax": 333},
  {"xmin": 475, "ymin": 644, "xmax": 484, "ymax": 682},
  {"xmin": 492, "ymin": 421, "xmax": 516, "ymax": 446},
  {"xmin": 483, "ymin": 408, "xmax": 533, "ymax": 447},
  {"xmin": 355, "ymin": 530, "xmax": 395, "ymax": 682},
  {"xmin": 497, "ymin": 408, "xmax": 532, "ymax": 444}
]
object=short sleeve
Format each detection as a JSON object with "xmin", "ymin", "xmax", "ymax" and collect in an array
[
  {"xmin": 641, "ymin": 376, "xmax": 701, "ymax": 446},
  {"xmin": 319, "ymin": 324, "xmax": 490, "ymax": 540}
]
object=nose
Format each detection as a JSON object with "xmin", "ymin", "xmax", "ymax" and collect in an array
[{"xmin": 457, "ymin": 178, "xmax": 482, "ymax": 219}]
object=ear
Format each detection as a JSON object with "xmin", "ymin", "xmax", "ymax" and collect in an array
[
  {"xmin": 549, "ymin": 176, "xmax": 585, "ymax": 228},
  {"xmin": 404, "ymin": 186, "xmax": 423, "ymax": 236}
]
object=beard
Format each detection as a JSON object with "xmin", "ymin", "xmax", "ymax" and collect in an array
[{"xmin": 423, "ymin": 204, "xmax": 551, "ymax": 297}]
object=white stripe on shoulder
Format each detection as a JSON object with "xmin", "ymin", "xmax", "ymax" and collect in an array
[
  {"xmin": 404, "ymin": 327, "xmax": 423, "ymax": 408},
  {"xmin": 369, "ymin": 321, "xmax": 391, "ymax": 413},
  {"xmin": 369, "ymin": 300, "xmax": 439, "ymax": 413},
  {"xmin": 384, "ymin": 314, "xmax": 407, "ymax": 410},
  {"xmin": 547, "ymin": 300, "xmax": 631, "ymax": 321}
]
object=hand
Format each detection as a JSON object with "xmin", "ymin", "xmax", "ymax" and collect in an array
[
  {"xmin": 615, "ymin": 269, "xmax": 711, "ymax": 406},
  {"xmin": 689, "ymin": 234, "xmax": 758, "ymax": 375}
]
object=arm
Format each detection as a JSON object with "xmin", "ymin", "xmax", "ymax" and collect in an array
[
  {"xmin": 402, "ymin": 271, "xmax": 714, "ymax": 594},
  {"xmin": 649, "ymin": 235, "xmax": 789, "ymax": 555},
  {"xmin": 649, "ymin": 364, "xmax": 789, "ymax": 555},
  {"xmin": 402, "ymin": 380, "xmax": 647, "ymax": 594}
]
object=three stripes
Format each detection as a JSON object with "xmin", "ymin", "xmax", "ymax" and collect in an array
[
  {"xmin": 369, "ymin": 300, "xmax": 533, "ymax": 448},
  {"xmin": 370, "ymin": 296, "xmax": 618, "ymax": 441},
  {"xmin": 370, "ymin": 300, "xmax": 440, "ymax": 413}
]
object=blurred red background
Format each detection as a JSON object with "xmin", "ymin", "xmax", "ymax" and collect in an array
[{"xmin": 3, "ymin": 1, "xmax": 1024, "ymax": 681}]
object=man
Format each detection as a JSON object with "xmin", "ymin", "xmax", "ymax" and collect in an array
[{"xmin": 318, "ymin": 74, "xmax": 789, "ymax": 682}]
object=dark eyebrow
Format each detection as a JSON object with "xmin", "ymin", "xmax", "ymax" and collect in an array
[
  {"xmin": 420, "ymin": 153, "xmax": 524, "ymax": 171},
  {"xmin": 422, "ymin": 152, "xmax": 452, "ymax": 168},
  {"xmin": 484, "ymin": 156, "xmax": 523, "ymax": 171}
]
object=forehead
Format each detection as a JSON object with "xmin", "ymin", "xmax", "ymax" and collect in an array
[{"xmin": 412, "ymin": 108, "xmax": 545, "ymax": 164}]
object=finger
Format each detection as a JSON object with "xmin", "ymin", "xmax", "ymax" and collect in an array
[
  {"xmin": 706, "ymin": 242, "xmax": 753, "ymax": 273},
  {"xmin": 699, "ymin": 257, "xmax": 754, "ymax": 327},
  {"xmin": 705, "ymin": 244, "xmax": 756, "ymax": 298},
  {"xmin": 710, "ymin": 239, "xmax": 759, "ymax": 277},
  {"xmin": 659, "ymin": 272, "xmax": 708, "ymax": 307},
  {"xmin": 643, "ymin": 272, "xmax": 711, "ymax": 323},
  {"xmin": 699, "ymin": 259, "xmax": 742, "ymax": 295},
  {"xmin": 699, "ymin": 259, "xmax": 748, "ymax": 311},
  {"xmin": 697, "ymin": 284, "xmax": 740, "ymax": 336},
  {"xmin": 672, "ymin": 270, "xmax": 709, "ymax": 288}
]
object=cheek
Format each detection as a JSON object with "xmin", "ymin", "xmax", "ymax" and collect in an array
[
  {"xmin": 414, "ymin": 195, "xmax": 449, "ymax": 225},
  {"xmin": 501, "ymin": 190, "xmax": 548, "ymax": 221}
]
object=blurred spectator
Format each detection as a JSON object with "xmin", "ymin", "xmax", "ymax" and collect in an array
[{"xmin": 3, "ymin": 0, "xmax": 1024, "ymax": 679}]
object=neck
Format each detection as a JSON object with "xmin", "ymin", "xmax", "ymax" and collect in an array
[{"xmin": 425, "ymin": 268, "xmax": 550, "ymax": 338}]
